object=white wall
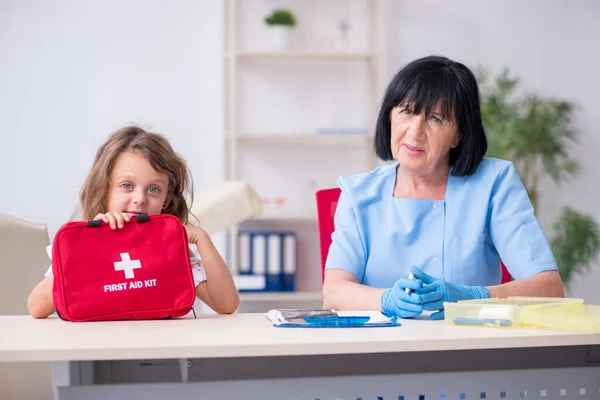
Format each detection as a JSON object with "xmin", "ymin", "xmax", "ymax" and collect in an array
[
  {"xmin": 0, "ymin": 1, "xmax": 223, "ymax": 398},
  {"xmin": 387, "ymin": 0, "xmax": 600, "ymax": 301},
  {"xmin": 2, "ymin": 0, "xmax": 599, "ymax": 300},
  {"xmin": 0, "ymin": 0, "xmax": 224, "ymax": 239}
]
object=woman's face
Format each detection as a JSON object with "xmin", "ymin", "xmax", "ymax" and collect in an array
[{"xmin": 390, "ymin": 102, "xmax": 460, "ymax": 175}]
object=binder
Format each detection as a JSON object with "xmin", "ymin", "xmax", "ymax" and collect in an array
[
  {"xmin": 238, "ymin": 232, "xmax": 251, "ymax": 275},
  {"xmin": 251, "ymin": 232, "xmax": 267, "ymax": 277},
  {"xmin": 266, "ymin": 233, "xmax": 283, "ymax": 291},
  {"xmin": 282, "ymin": 232, "xmax": 297, "ymax": 291},
  {"xmin": 235, "ymin": 231, "xmax": 266, "ymax": 292},
  {"xmin": 235, "ymin": 230, "xmax": 296, "ymax": 292}
]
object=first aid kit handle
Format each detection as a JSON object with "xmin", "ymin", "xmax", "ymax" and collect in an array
[
  {"xmin": 86, "ymin": 214, "xmax": 150, "ymax": 227},
  {"xmin": 135, "ymin": 214, "xmax": 150, "ymax": 222}
]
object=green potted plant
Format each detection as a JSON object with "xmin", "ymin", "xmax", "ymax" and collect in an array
[
  {"xmin": 264, "ymin": 9, "xmax": 297, "ymax": 50},
  {"xmin": 478, "ymin": 69, "xmax": 600, "ymax": 288}
]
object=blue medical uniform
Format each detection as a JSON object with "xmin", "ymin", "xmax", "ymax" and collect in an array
[{"xmin": 325, "ymin": 158, "xmax": 558, "ymax": 288}]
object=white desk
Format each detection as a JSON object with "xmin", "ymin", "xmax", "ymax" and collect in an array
[{"xmin": 1, "ymin": 314, "xmax": 599, "ymax": 400}]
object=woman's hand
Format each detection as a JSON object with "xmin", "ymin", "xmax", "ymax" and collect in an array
[
  {"xmin": 380, "ymin": 277, "xmax": 429, "ymax": 318},
  {"xmin": 92, "ymin": 212, "xmax": 132, "ymax": 229},
  {"xmin": 412, "ymin": 266, "xmax": 490, "ymax": 320},
  {"xmin": 184, "ymin": 224, "xmax": 206, "ymax": 245}
]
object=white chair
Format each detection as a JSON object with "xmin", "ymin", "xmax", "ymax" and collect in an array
[
  {"xmin": 0, "ymin": 213, "xmax": 53, "ymax": 399},
  {"xmin": 0, "ymin": 213, "xmax": 51, "ymax": 314}
]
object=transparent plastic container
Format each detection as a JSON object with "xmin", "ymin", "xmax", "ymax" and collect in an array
[
  {"xmin": 520, "ymin": 302, "xmax": 600, "ymax": 334},
  {"xmin": 444, "ymin": 297, "xmax": 583, "ymax": 328}
]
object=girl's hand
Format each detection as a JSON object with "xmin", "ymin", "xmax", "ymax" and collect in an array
[
  {"xmin": 184, "ymin": 224, "xmax": 207, "ymax": 244},
  {"xmin": 92, "ymin": 212, "xmax": 132, "ymax": 229}
]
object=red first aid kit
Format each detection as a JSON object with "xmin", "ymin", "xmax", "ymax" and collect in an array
[{"xmin": 52, "ymin": 214, "xmax": 196, "ymax": 322}]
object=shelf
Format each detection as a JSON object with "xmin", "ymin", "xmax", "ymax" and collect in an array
[
  {"xmin": 239, "ymin": 290, "xmax": 322, "ymax": 303},
  {"xmin": 250, "ymin": 212, "xmax": 317, "ymax": 222},
  {"xmin": 234, "ymin": 51, "xmax": 374, "ymax": 61},
  {"xmin": 231, "ymin": 133, "xmax": 371, "ymax": 146},
  {"xmin": 224, "ymin": 1, "xmax": 387, "ymax": 276}
]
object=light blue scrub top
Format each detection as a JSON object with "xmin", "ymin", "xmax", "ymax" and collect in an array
[{"xmin": 325, "ymin": 158, "xmax": 558, "ymax": 288}]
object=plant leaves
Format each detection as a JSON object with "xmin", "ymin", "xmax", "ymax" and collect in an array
[
  {"xmin": 478, "ymin": 68, "xmax": 597, "ymax": 284},
  {"xmin": 550, "ymin": 207, "xmax": 600, "ymax": 285}
]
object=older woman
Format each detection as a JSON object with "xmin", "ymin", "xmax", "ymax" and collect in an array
[{"xmin": 323, "ymin": 55, "xmax": 564, "ymax": 319}]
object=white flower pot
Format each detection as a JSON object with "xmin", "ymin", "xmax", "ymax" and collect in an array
[{"xmin": 269, "ymin": 26, "xmax": 292, "ymax": 51}]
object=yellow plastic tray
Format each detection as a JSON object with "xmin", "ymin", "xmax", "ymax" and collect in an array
[
  {"xmin": 520, "ymin": 302, "xmax": 600, "ymax": 334},
  {"xmin": 444, "ymin": 297, "xmax": 583, "ymax": 328}
]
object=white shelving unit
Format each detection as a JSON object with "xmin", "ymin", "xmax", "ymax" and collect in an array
[
  {"xmin": 231, "ymin": 132, "xmax": 371, "ymax": 146},
  {"xmin": 237, "ymin": 290, "xmax": 323, "ymax": 313},
  {"xmin": 251, "ymin": 212, "xmax": 317, "ymax": 222},
  {"xmin": 223, "ymin": 0, "xmax": 387, "ymax": 298},
  {"xmin": 234, "ymin": 51, "xmax": 375, "ymax": 60}
]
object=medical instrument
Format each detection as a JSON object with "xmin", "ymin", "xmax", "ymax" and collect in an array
[{"xmin": 405, "ymin": 272, "xmax": 415, "ymax": 294}]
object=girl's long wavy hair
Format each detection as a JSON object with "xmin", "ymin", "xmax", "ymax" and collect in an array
[{"xmin": 78, "ymin": 126, "xmax": 193, "ymax": 224}]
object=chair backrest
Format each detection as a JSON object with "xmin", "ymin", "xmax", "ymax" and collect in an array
[
  {"xmin": 315, "ymin": 188, "xmax": 341, "ymax": 283},
  {"xmin": 0, "ymin": 214, "xmax": 63, "ymax": 400},
  {"xmin": 314, "ymin": 190, "xmax": 512, "ymax": 284},
  {"xmin": 0, "ymin": 213, "xmax": 50, "ymax": 315},
  {"xmin": 500, "ymin": 261, "xmax": 512, "ymax": 284}
]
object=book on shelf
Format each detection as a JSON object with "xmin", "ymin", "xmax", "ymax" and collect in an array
[{"xmin": 235, "ymin": 230, "xmax": 297, "ymax": 292}]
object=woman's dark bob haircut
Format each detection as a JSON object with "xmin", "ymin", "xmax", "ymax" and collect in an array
[{"xmin": 373, "ymin": 55, "xmax": 487, "ymax": 176}]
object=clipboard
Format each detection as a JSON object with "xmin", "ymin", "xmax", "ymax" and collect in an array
[{"xmin": 266, "ymin": 309, "xmax": 401, "ymax": 328}]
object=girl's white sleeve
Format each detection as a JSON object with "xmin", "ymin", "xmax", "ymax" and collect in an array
[
  {"xmin": 44, "ymin": 245, "xmax": 53, "ymax": 277},
  {"xmin": 189, "ymin": 245, "xmax": 207, "ymax": 286}
]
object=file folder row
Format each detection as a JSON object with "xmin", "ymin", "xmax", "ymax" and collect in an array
[{"xmin": 235, "ymin": 231, "xmax": 297, "ymax": 292}]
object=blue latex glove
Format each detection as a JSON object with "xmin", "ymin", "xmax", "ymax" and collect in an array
[
  {"xmin": 411, "ymin": 266, "xmax": 491, "ymax": 320},
  {"xmin": 380, "ymin": 276, "xmax": 442, "ymax": 318}
]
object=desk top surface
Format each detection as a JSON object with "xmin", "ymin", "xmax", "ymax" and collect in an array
[{"xmin": 1, "ymin": 313, "xmax": 598, "ymax": 362}]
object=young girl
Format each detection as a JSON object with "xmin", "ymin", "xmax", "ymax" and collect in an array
[{"xmin": 27, "ymin": 126, "xmax": 240, "ymax": 318}]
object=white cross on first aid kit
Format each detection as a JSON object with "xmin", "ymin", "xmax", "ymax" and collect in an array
[{"xmin": 113, "ymin": 252, "xmax": 142, "ymax": 279}]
